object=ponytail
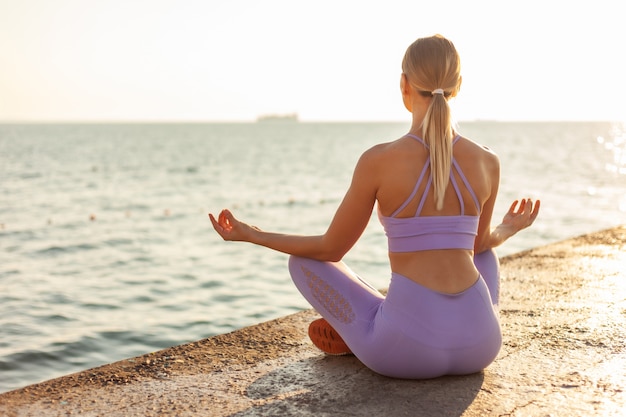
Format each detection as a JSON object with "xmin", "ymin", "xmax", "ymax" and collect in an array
[
  {"xmin": 422, "ymin": 92, "xmax": 453, "ymax": 210},
  {"xmin": 401, "ymin": 34, "xmax": 461, "ymax": 211}
]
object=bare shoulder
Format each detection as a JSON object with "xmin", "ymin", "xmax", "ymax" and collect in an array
[
  {"xmin": 458, "ymin": 135, "xmax": 499, "ymax": 165},
  {"xmin": 352, "ymin": 138, "xmax": 414, "ymax": 186},
  {"xmin": 358, "ymin": 139, "xmax": 406, "ymax": 164},
  {"xmin": 367, "ymin": 138, "xmax": 406, "ymax": 154}
]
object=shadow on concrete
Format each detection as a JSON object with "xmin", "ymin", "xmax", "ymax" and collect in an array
[{"xmin": 230, "ymin": 354, "xmax": 485, "ymax": 416}]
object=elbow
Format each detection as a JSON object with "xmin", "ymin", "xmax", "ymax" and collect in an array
[
  {"xmin": 292, "ymin": 246, "xmax": 345, "ymax": 263},
  {"xmin": 313, "ymin": 236, "xmax": 349, "ymax": 262},
  {"xmin": 474, "ymin": 237, "xmax": 491, "ymax": 255},
  {"xmin": 317, "ymin": 245, "xmax": 348, "ymax": 263},
  {"xmin": 326, "ymin": 253, "xmax": 344, "ymax": 263},
  {"xmin": 316, "ymin": 249, "xmax": 345, "ymax": 263},
  {"xmin": 474, "ymin": 242, "xmax": 488, "ymax": 254},
  {"xmin": 474, "ymin": 246, "xmax": 489, "ymax": 256}
]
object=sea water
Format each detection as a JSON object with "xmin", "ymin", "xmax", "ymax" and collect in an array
[{"xmin": 1, "ymin": 121, "xmax": 625, "ymax": 393}]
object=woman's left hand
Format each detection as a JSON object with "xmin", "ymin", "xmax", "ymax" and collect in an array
[{"xmin": 501, "ymin": 198, "xmax": 541, "ymax": 234}]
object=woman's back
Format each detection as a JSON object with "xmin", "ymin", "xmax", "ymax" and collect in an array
[{"xmin": 373, "ymin": 133, "xmax": 499, "ymax": 293}]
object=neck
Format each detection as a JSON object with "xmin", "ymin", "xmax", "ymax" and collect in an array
[{"xmin": 408, "ymin": 106, "xmax": 427, "ymax": 138}]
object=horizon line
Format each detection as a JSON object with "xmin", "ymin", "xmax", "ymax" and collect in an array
[{"xmin": 0, "ymin": 118, "xmax": 622, "ymax": 125}]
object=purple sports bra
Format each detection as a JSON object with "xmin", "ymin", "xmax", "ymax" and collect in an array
[{"xmin": 378, "ymin": 134, "xmax": 480, "ymax": 252}]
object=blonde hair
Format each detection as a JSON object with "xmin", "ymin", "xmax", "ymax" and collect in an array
[{"xmin": 401, "ymin": 34, "xmax": 461, "ymax": 210}]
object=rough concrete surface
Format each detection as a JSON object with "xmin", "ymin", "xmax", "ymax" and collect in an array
[{"xmin": 1, "ymin": 226, "xmax": 625, "ymax": 416}]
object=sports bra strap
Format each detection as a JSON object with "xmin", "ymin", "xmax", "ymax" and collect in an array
[
  {"xmin": 391, "ymin": 133, "xmax": 479, "ymax": 218},
  {"xmin": 390, "ymin": 160, "xmax": 430, "ymax": 217},
  {"xmin": 452, "ymin": 159, "xmax": 481, "ymax": 211},
  {"xmin": 450, "ymin": 174, "xmax": 465, "ymax": 215},
  {"xmin": 415, "ymin": 176, "xmax": 432, "ymax": 216}
]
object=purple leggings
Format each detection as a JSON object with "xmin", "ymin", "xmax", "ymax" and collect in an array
[{"xmin": 288, "ymin": 249, "xmax": 502, "ymax": 379}]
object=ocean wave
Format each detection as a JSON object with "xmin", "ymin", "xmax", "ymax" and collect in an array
[{"xmin": 32, "ymin": 243, "xmax": 99, "ymax": 257}]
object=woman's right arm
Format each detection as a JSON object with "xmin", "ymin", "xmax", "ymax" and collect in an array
[{"xmin": 209, "ymin": 147, "xmax": 380, "ymax": 262}]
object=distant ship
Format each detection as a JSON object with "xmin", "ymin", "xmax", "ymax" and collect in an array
[{"xmin": 256, "ymin": 113, "xmax": 299, "ymax": 123}]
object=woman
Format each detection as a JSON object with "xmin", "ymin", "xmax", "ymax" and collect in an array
[{"xmin": 210, "ymin": 34, "xmax": 540, "ymax": 379}]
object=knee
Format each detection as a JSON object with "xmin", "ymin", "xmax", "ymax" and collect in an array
[
  {"xmin": 288, "ymin": 255, "xmax": 332, "ymax": 281},
  {"xmin": 288, "ymin": 255, "xmax": 303, "ymax": 273},
  {"xmin": 474, "ymin": 249, "xmax": 500, "ymax": 306},
  {"xmin": 474, "ymin": 249, "xmax": 499, "ymax": 278},
  {"xmin": 288, "ymin": 255, "xmax": 311, "ymax": 281}
]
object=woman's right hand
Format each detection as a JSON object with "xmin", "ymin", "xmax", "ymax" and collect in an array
[{"xmin": 209, "ymin": 209, "xmax": 259, "ymax": 242}]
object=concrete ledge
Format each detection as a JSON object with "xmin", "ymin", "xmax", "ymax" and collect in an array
[{"xmin": 1, "ymin": 226, "xmax": 625, "ymax": 416}]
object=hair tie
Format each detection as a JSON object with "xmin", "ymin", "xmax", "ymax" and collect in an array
[{"xmin": 431, "ymin": 88, "xmax": 444, "ymax": 96}]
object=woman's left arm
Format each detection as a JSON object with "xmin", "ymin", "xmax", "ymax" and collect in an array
[
  {"xmin": 489, "ymin": 198, "xmax": 541, "ymax": 245},
  {"xmin": 209, "ymin": 149, "xmax": 379, "ymax": 262}
]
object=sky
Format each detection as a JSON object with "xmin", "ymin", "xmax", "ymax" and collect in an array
[{"xmin": 1, "ymin": 0, "xmax": 624, "ymax": 123}]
